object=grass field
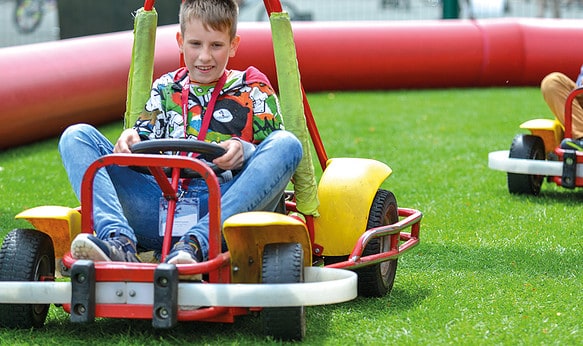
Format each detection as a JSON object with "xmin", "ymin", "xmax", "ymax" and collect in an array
[{"xmin": 0, "ymin": 87, "xmax": 581, "ymax": 345}]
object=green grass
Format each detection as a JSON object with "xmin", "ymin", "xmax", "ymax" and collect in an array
[{"xmin": 0, "ymin": 87, "xmax": 582, "ymax": 345}]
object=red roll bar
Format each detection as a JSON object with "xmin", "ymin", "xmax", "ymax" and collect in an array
[
  {"xmin": 144, "ymin": 0, "xmax": 155, "ymax": 11},
  {"xmin": 141, "ymin": 0, "xmax": 329, "ymax": 168}
]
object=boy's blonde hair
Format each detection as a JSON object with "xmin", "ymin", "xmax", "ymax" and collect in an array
[{"xmin": 179, "ymin": 0, "xmax": 239, "ymax": 40}]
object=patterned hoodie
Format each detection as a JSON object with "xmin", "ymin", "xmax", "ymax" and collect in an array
[{"xmin": 134, "ymin": 66, "xmax": 284, "ymax": 145}]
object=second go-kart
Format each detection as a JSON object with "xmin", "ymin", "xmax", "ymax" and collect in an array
[
  {"xmin": 489, "ymin": 87, "xmax": 583, "ymax": 195},
  {"xmin": 0, "ymin": 0, "xmax": 423, "ymax": 341}
]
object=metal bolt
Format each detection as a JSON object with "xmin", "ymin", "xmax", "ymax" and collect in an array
[
  {"xmin": 75, "ymin": 304, "xmax": 86, "ymax": 314},
  {"xmin": 129, "ymin": 289, "xmax": 136, "ymax": 297},
  {"xmin": 157, "ymin": 307, "xmax": 169, "ymax": 319}
]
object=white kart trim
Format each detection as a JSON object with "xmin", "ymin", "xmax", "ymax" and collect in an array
[
  {"xmin": 0, "ymin": 267, "xmax": 356, "ymax": 307},
  {"xmin": 488, "ymin": 150, "xmax": 583, "ymax": 177}
]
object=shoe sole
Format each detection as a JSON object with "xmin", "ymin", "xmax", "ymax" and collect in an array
[
  {"xmin": 70, "ymin": 233, "xmax": 112, "ymax": 262},
  {"xmin": 165, "ymin": 250, "xmax": 197, "ymax": 265},
  {"xmin": 166, "ymin": 251, "xmax": 202, "ymax": 281}
]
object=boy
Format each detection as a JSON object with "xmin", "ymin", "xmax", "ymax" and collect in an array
[{"xmin": 59, "ymin": 0, "xmax": 302, "ymax": 265}]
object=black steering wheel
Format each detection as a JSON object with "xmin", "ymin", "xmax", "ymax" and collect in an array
[{"xmin": 130, "ymin": 139, "xmax": 226, "ymax": 178}]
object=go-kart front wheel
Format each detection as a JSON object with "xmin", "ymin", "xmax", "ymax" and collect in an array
[
  {"xmin": 507, "ymin": 134, "xmax": 545, "ymax": 195},
  {"xmin": 0, "ymin": 229, "xmax": 55, "ymax": 329},
  {"xmin": 261, "ymin": 242, "xmax": 305, "ymax": 341},
  {"xmin": 355, "ymin": 189, "xmax": 399, "ymax": 297}
]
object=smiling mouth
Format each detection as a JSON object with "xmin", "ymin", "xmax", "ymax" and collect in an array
[{"xmin": 197, "ymin": 66, "xmax": 213, "ymax": 71}]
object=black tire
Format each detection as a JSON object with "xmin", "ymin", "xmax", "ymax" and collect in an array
[
  {"xmin": 507, "ymin": 134, "xmax": 545, "ymax": 195},
  {"xmin": 261, "ymin": 243, "xmax": 305, "ymax": 341},
  {"xmin": 0, "ymin": 229, "xmax": 55, "ymax": 328},
  {"xmin": 355, "ymin": 189, "xmax": 399, "ymax": 297}
]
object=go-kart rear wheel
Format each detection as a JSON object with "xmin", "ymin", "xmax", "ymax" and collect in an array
[
  {"xmin": 507, "ymin": 134, "xmax": 545, "ymax": 195},
  {"xmin": 261, "ymin": 243, "xmax": 305, "ymax": 341},
  {"xmin": 355, "ymin": 189, "xmax": 399, "ymax": 297},
  {"xmin": 0, "ymin": 229, "xmax": 55, "ymax": 329}
]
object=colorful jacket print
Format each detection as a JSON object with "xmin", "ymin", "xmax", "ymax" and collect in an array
[{"xmin": 134, "ymin": 66, "xmax": 284, "ymax": 144}]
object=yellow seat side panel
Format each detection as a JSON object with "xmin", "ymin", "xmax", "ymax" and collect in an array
[
  {"xmin": 520, "ymin": 119, "xmax": 564, "ymax": 153},
  {"xmin": 313, "ymin": 158, "xmax": 391, "ymax": 256},
  {"xmin": 15, "ymin": 206, "xmax": 81, "ymax": 258},
  {"xmin": 223, "ymin": 211, "xmax": 311, "ymax": 283}
]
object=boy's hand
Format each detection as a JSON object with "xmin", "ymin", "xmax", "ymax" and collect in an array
[
  {"xmin": 213, "ymin": 139, "xmax": 244, "ymax": 170},
  {"xmin": 114, "ymin": 128, "xmax": 141, "ymax": 153}
]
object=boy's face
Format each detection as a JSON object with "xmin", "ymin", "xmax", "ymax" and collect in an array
[{"xmin": 177, "ymin": 18, "xmax": 240, "ymax": 85}]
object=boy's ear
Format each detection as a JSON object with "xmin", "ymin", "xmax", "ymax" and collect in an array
[
  {"xmin": 229, "ymin": 35, "xmax": 241, "ymax": 58},
  {"xmin": 176, "ymin": 32, "xmax": 184, "ymax": 53}
]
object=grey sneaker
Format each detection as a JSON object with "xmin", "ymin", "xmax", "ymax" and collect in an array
[
  {"xmin": 165, "ymin": 235, "xmax": 203, "ymax": 265},
  {"xmin": 560, "ymin": 138, "xmax": 583, "ymax": 151},
  {"xmin": 165, "ymin": 236, "xmax": 204, "ymax": 281},
  {"xmin": 71, "ymin": 233, "xmax": 141, "ymax": 262}
]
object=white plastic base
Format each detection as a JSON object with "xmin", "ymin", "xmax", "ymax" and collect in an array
[
  {"xmin": 488, "ymin": 150, "xmax": 583, "ymax": 177},
  {"xmin": 0, "ymin": 267, "xmax": 356, "ymax": 307}
]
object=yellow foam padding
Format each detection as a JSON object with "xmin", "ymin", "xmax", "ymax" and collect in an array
[
  {"xmin": 520, "ymin": 118, "xmax": 564, "ymax": 153},
  {"xmin": 270, "ymin": 12, "xmax": 320, "ymax": 216},
  {"xmin": 223, "ymin": 211, "xmax": 311, "ymax": 283},
  {"xmin": 124, "ymin": 7, "xmax": 157, "ymax": 129},
  {"xmin": 15, "ymin": 206, "xmax": 81, "ymax": 258},
  {"xmin": 314, "ymin": 158, "xmax": 392, "ymax": 256}
]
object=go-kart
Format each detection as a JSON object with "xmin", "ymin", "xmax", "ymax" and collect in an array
[
  {"xmin": 0, "ymin": 0, "xmax": 423, "ymax": 341},
  {"xmin": 489, "ymin": 87, "xmax": 583, "ymax": 195}
]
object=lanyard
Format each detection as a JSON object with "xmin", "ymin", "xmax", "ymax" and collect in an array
[
  {"xmin": 181, "ymin": 71, "xmax": 227, "ymax": 141},
  {"xmin": 179, "ymin": 71, "xmax": 227, "ymax": 190}
]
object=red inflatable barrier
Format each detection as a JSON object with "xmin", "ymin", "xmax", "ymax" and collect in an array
[{"xmin": 1, "ymin": 18, "xmax": 583, "ymax": 149}]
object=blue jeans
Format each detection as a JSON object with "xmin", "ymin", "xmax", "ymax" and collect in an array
[{"xmin": 58, "ymin": 124, "xmax": 303, "ymax": 260}]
